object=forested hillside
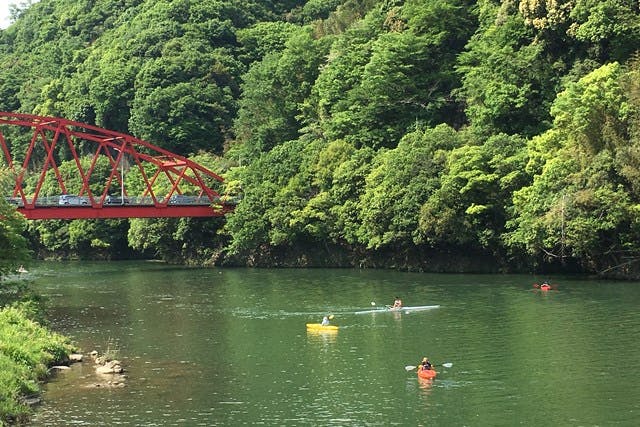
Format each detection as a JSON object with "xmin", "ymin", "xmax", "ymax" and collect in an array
[{"xmin": 2, "ymin": 0, "xmax": 640, "ymax": 277}]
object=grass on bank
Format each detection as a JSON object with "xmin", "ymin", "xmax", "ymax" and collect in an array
[{"xmin": 0, "ymin": 296, "xmax": 76, "ymax": 425}]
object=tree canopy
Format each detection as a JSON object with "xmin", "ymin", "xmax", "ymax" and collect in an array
[{"xmin": 2, "ymin": 0, "xmax": 640, "ymax": 276}]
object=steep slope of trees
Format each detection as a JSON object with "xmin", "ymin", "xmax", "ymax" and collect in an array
[
  {"xmin": 0, "ymin": 169, "xmax": 30, "ymax": 274},
  {"xmin": 2, "ymin": 0, "xmax": 640, "ymax": 276},
  {"xmin": 506, "ymin": 61, "xmax": 640, "ymax": 274}
]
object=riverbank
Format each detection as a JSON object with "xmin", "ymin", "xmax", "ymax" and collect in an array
[
  {"xmin": 219, "ymin": 242, "xmax": 586, "ymax": 276},
  {"xmin": 0, "ymin": 282, "xmax": 76, "ymax": 425}
]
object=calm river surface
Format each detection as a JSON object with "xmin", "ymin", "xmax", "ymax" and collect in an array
[{"xmin": 27, "ymin": 261, "xmax": 639, "ymax": 426}]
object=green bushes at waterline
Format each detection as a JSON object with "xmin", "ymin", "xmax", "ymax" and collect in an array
[{"xmin": 0, "ymin": 302, "xmax": 76, "ymax": 425}]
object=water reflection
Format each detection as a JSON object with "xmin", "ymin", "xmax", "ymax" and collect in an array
[
  {"xmin": 417, "ymin": 377, "xmax": 434, "ymax": 391},
  {"xmin": 306, "ymin": 329, "xmax": 338, "ymax": 346}
]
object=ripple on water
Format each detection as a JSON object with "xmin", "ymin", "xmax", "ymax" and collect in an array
[{"xmin": 28, "ymin": 265, "xmax": 640, "ymax": 426}]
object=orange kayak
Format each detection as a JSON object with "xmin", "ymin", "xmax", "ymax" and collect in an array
[{"xmin": 417, "ymin": 369, "xmax": 437, "ymax": 380}]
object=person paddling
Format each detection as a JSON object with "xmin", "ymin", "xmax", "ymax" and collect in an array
[
  {"xmin": 392, "ymin": 296, "xmax": 402, "ymax": 309},
  {"xmin": 418, "ymin": 357, "xmax": 432, "ymax": 371},
  {"xmin": 321, "ymin": 314, "xmax": 334, "ymax": 326}
]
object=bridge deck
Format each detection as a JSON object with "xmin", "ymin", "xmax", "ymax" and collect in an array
[{"xmin": 17, "ymin": 205, "xmax": 233, "ymax": 220}]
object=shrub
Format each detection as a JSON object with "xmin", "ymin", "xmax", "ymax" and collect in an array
[{"xmin": 0, "ymin": 303, "xmax": 76, "ymax": 424}]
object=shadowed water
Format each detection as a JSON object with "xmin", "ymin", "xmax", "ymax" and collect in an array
[{"xmin": 27, "ymin": 261, "xmax": 640, "ymax": 426}]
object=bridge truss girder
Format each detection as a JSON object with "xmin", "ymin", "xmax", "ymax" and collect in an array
[{"xmin": 0, "ymin": 112, "xmax": 232, "ymax": 219}]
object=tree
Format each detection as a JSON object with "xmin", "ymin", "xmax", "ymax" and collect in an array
[
  {"xmin": 457, "ymin": 0, "xmax": 559, "ymax": 136},
  {"xmin": 128, "ymin": 216, "xmax": 225, "ymax": 263},
  {"xmin": 303, "ymin": 16, "xmax": 380, "ymax": 144},
  {"xmin": 288, "ymin": 138, "xmax": 357, "ymax": 242},
  {"xmin": 236, "ymin": 21, "xmax": 299, "ymax": 64},
  {"xmin": 298, "ymin": 0, "xmax": 344, "ymax": 23},
  {"xmin": 505, "ymin": 63, "xmax": 640, "ymax": 271},
  {"xmin": 0, "ymin": 168, "xmax": 30, "ymax": 277},
  {"xmin": 570, "ymin": 0, "xmax": 640, "ymax": 62},
  {"xmin": 129, "ymin": 35, "xmax": 240, "ymax": 155},
  {"xmin": 232, "ymin": 26, "xmax": 330, "ymax": 159},
  {"xmin": 223, "ymin": 137, "xmax": 320, "ymax": 259},
  {"xmin": 312, "ymin": 0, "xmax": 474, "ymax": 149},
  {"xmin": 358, "ymin": 124, "xmax": 461, "ymax": 249},
  {"xmin": 418, "ymin": 131, "xmax": 529, "ymax": 251},
  {"xmin": 326, "ymin": 144, "xmax": 376, "ymax": 246}
]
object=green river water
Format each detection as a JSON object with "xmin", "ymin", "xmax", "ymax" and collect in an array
[{"xmin": 24, "ymin": 261, "xmax": 640, "ymax": 426}]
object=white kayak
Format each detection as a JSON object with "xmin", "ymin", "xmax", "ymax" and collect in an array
[{"xmin": 355, "ymin": 305, "xmax": 440, "ymax": 314}]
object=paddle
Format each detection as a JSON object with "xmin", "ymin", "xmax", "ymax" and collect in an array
[
  {"xmin": 371, "ymin": 301, "xmax": 395, "ymax": 310},
  {"xmin": 370, "ymin": 302, "xmax": 385, "ymax": 310},
  {"xmin": 405, "ymin": 362, "xmax": 453, "ymax": 371}
]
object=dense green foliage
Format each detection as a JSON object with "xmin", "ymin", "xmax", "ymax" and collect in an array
[
  {"xmin": 0, "ymin": 300, "xmax": 75, "ymax": 425},
  {"xmin": 0, "ymin": 169, "xmax": 30, "ymax": 275},
  {"xmin": 2, "ymin": 0, "xmax": 640, "ymax": 276}
]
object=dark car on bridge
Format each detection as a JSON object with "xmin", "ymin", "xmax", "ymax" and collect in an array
[
  {"xmin": 169, "ymin": 194, "xmax": 195, "ymax": 205},
  {"xmin": 168, "ymin": 195, "xmax": 211, "ymax": 205},
  {"xmin": 105, "ymin": 195, "xmax": 129, "ymax": 205},
  {"xmin": 5, "ymin": 197, "xmax": 24, "ymax": 207}
]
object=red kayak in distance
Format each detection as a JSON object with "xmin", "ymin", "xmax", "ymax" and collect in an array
[
  {"xmin": 533, "ymin": 283, "xmax": 555, "ymax": 291},
  {"xmin": 417, "ymin": 369, "xmax": 437, "ymax": 380}
]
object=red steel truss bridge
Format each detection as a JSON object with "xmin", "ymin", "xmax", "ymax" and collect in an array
[{"xmin": 0, "ymin": 112, "xmax": 235, "ymax": 220}]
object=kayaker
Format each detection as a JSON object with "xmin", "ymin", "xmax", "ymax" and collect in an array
[
  {"xmin": 418, "ymin": 357, "xmax": 432, "ymax": 371},
  {"xmin": 321, "ymin": 315, "xmax": 333, "ymax": 326},
  {"xmin": 392, "ymin": 296, "xmax": 402, "ymax": 309}
]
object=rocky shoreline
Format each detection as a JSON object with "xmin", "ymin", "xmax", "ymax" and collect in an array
[{"xmin": 50, "ymin": 349, "xmax": 126, "ymax": 389}]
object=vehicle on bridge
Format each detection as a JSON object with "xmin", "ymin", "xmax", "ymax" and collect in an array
[
  {"xmin": 58, "ymin": 195, "xmax": 89, "ymax": 206},
  {"xmin": 105, "ymin": 195, "xmax": 130, "ymax": 205},
  {"xmin": 168, "ymin": 194, "xmax": 211, "ymax": 205},
  {"xmin": 5, "ymin": 197, "xmax": 24, "ymax": 207},
  {"xmin": 1, "ymin": 112, "xmax": 235, "ymax": 219}
]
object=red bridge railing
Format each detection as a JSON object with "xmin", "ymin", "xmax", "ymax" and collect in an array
[{"xmin": 0, "ymin": 112, "xmax": 234, "ymax": 219}]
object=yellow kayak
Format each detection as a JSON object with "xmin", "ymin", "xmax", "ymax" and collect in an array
[{"xmin": 306, "ymin": 323, "xmax": 339, "ymax": 331}]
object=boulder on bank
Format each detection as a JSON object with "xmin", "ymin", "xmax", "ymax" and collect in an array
[
  {"xmin": 90, "ymin": 349, "xmax": 126, "ymax": 387},
  {"xmin": 50, "ymin": 365, "xmax": 71, "ymax": 371},
  {"xmin": 50, "ymin": 349, "xmax": 127, "ymax": 388},
  {"xmin": 49, "ymin": 352, "xmax": 83, "ymax": 372},
  {"xmin": 95, "ymin": 360, "xmax": 123, "ymax": 375}
]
